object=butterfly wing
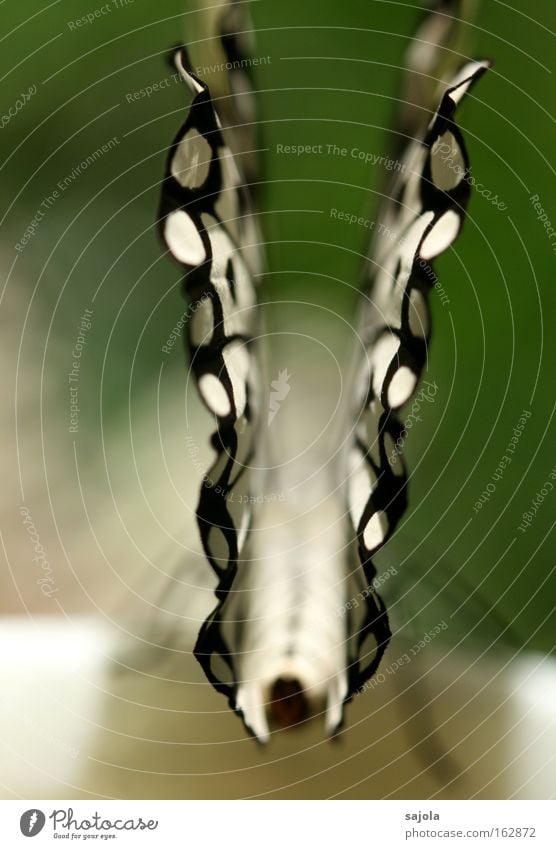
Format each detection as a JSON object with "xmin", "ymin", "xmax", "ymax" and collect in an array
[
  {"xmin": 158, "ymin": 44, "xmax": 262, "ymax": 704},
  {"xmin": 345, "ymin": 59, "xmax": 490, "ymax": 695}
]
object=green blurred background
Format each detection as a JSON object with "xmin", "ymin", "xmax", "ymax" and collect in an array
[{"xmin": 2, "ymin": 0, "xmax": 556, "ymax": 657}]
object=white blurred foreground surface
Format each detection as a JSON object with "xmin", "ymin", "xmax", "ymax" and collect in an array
[{"xmin": 0, "ymin": 617, "xmax": 555, "ymax": 799}]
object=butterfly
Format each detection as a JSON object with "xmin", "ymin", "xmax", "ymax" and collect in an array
[{"xmin": 158, "ymin": 0, "xmax": 489, "ymax": 742}]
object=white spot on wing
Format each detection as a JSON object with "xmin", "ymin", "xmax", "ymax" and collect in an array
[
  {"xmin": 363, "ymin": 510, "xmax": 389, "ymax": 552},
  {"xmin": 431, "ymin": 131, "xmax": 465, "ymax": 191},
  {"xmin": 164, "ymin": 211, "xmax": 205, "ymax": 265},
  {"xmin": 420, "ymin": 210, "xmax": 460, "ymax": 259},
  {"xmin": 199, "ymin": 373, "xmax": 231, "ymax": 417},
  {"xmin": 388, "ymin": 365, "xmax": 417, "ymax": 409},
  {"xmin": 171, "ymin": 128, "xmax": 211, "ymax": 189}
]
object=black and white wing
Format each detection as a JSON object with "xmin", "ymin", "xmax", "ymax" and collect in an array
[
  {"xmin": 158, "ymin": 44, "xmax": 262, "ymax": 705},
  {"xmin": 344, "ymin": 58, "xmax": 489, "ymax": 694}
]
